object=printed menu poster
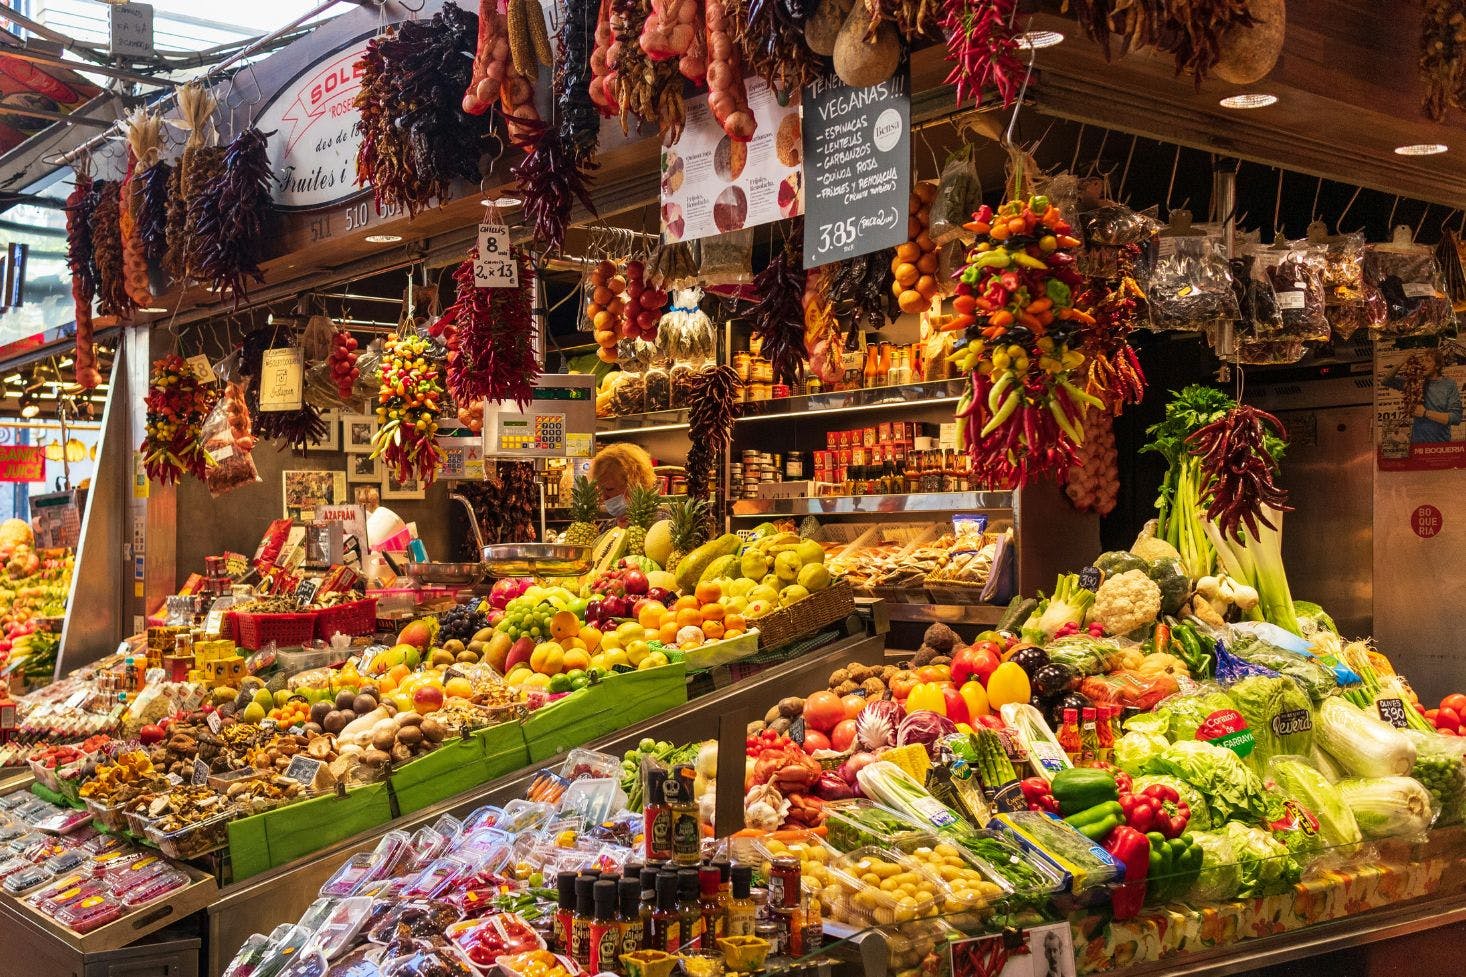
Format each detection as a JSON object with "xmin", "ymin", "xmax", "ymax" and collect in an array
[
  {"xmin": 802, "ymin": 67, "xmax": 911, "ymax": 267},
  {"xmin": 660, "ymin": 77, "xmax": 803, "ymax": 242},
  {"xmin": 1375, "ymin": 337, "xmax": 1466, "ymax": 471}
]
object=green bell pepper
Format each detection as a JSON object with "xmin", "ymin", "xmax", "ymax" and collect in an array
[
  {"xmin": 1051, "ymin": 767, "xmax": 1120, "ymax": 816},
  {"xmin": 1063, "ymin": 800, "xmax": 1124, "ymax": 841}
]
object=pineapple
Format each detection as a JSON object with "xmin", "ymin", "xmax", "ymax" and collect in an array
[
  {"xmin": 563, "ymin": 475, "xmax": 601, "ymax": 547},
  {"xmin": 624, "ymin": 485, "xmax": 660, "ymax": 556},
  {"xmin": 663, "ymin": 496, "xmax": 709, "ymax": 573}
]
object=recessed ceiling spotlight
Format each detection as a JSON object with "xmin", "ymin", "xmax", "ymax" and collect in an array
[
  {"xmin": 1394, "ymin": 143, "xmax": 1448, "ymax": 156},
  {"xmin": 1219, "ymin": 93, "xmax": 1278, "ymax": 109},
  {"xmin": 139, "ymin": 306, "xmax": 168, "ymax": 313},
  {"xmin": 364, "ymin": 234, "xmax": 404, "ymax": 243},
  {"xmin": 481, "ymin": 196, "xmax": 523, "ymax": 208},
  {"xmin": 1017, "ymin": 30, "xmax": 1064, "ymax": 49}
]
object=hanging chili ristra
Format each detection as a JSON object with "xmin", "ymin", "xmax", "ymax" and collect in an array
[
  {"xmin": 942, "ymin": 0, "xmax": 1026, "ymax": 107},
  {"xmin": 140, "ymin": 355, "xmax": 217, "ymax": 484},
  {"xmin": 685, "ymin": 364, "xmax": 741, "ymax": 530},
  {"xmin": 432, "ymin": 247, "xmax": 540, "ymax": 409},
  {"xmin": 948, "ymin": 195, "xmax": 1098, "ymax": 487},
  {"xmin": 1074, "ymin": 244, "xmax": 1147, "ymax": 414},
  {"xmin": 65, "ymin": 169, "xmax": 101, "ymax": 390},
  {"xmin": 747, "ymin": 223, "xmax": 807, "ymax": 387},
  {"xmin": 372, "ymin": 332, "xmax": 446, "ymax": 485},
  {"xmin": 1187, "ymin": 406, "xmax": 1292, "ymax": 538},
  {"xmin": 188, "ymin": 127, "xmax": 276, "ymax": 308}
]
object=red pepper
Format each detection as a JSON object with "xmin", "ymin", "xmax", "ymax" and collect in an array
[
  {"xmin": 1136, "ymin": 784, "xmax": 1190, "ymax": 838},
  {"xmin": 1103, "ymin": 825, "xmax": 1150, "ymax": 919},
  {"xmin": 1019, "ymin": 777, "xmax": 1058, "ymax": 814}
]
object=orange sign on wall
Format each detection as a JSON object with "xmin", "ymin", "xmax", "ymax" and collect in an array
[{"xmin": 0, "ymin": 445, "xmax": 46, "ymax": 482}]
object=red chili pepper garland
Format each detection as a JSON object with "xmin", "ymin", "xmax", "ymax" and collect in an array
[
  {"xmin": 140, "ymin": 355, "xmax": 217, "ymax": 484},
  {"xmin": 513, "ymin": 125, "xmax": 599, "ymax": 256},
  {"xmin": 1075, "ymin": 246, "xmax": 1147, "ymax": 414},
  {"xmin": 942, "ymin": 0, "xmax": 1027, "ymax": 107},
  {"xmin": 950, "ymin": 197, "xmax": 1099, "ymax": 487},
  {"xmin": 65, "ymin": 170, "xmax": 102, "ymax": 391},
  {"xmin": 373, "ymin": 332, "xmax": 446, "ymax": 485},
  {"xmin": 1186, "ymin": 405, "xmax": 1292, "ymax": 537},
  {"xmin": 432, "ymin": 247, "xmax": 540, "ymax": 410}
]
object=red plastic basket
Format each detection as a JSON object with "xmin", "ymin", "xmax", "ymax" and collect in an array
[
  {"xmin": 316, "ymin": 598, "xmax": 379, "ymax": 640},
  {"xmin": 231, "ymin": 611, "xmax": 320, "ymax": 651}
]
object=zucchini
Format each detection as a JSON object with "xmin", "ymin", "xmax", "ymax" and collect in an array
[{"xmin": 997, "ymin": 595, "xmax": 1038, "ymax": 633}]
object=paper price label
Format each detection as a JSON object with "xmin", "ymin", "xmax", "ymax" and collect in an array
[
  {"xmin": 192, "ymin": 758, "xmax": 211, "ymax": 786},
  {"xmin": 186, "ymin": 354, "xmax": 217, "ymax": 383},
  {"xmin": 206, "ymin": 711, "xmax": 223, "ymax": 734},
  {"xmin": 259, "ymin": 348, "xmax": 304, "ymax": 412},
  {"xmin": 474, "ymin": 222, "xmax": 518, "ymax": 287}
]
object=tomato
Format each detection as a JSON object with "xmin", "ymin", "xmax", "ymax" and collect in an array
[
  {"xmin": 916, "ymin": 664, "xmax": 951, "ymax": 684},
  {"xmin": 840, "ymin": 694, "xmax": 867, "ymax": 720},
  {"xmin": 802, "ymin": 691, "xmax": 846, "ymax": 733},
  {"xmin": 1425, "ymin": 709, "xmax": 1441, "ymax": 726},
  {"xmin": 1442, "ymin": 693, "xmax": 1466, "ymax": 715},
  {"xmin": 801, "ymin": 729, "xmax": 831, "ymax": 753},
  {"xmin": 888, "ymin": 671, "xmax": 919, "ymax": 700},
  {"xmin": 1437, "ymin": 706, "xmax": 1460, "ymax": 731},
  {"xmin": 968, "ymin": 644, "xmax": 1003, "ymax": 685},
  {"xmin": 830, "ymin": 718, "xmax": 858, "ymax": 752}
]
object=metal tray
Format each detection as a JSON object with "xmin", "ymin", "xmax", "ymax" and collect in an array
[
  {"xmin": 404, "ymin": 562, "xmax": 488, "ymax": 586},
  {"xmin": 480, "ymin": 544, "xmax": 592, "ymax": 577}
]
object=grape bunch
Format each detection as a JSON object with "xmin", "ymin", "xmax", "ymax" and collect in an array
[{"xmin": 437, "ymin": 602, "xmax": 487, "ymax": 643}]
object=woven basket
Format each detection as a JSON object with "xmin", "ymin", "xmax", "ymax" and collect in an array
[{"xmin": 755, "ymin": 583, "xmax": 857, "ymax": 650}]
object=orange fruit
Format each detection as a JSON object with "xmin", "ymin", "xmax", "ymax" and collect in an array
[
  {"xmin": 675, "ymin": 607, "xmax": 703, "ymax": 629},
  {"xmin": 702, "ymin": 620, "xmax": 725, "ymax": 640},
  {"xmin": 578, "ymin": 626, "xmax": 602, "ymax": 651},
  {"xmin": 637, "ymin": 602, "xmax": 666, "ymax": 629},
  {"xmin": 695, "ymin": 581, "xmax": 722, "ymax": 605},
  {"xmin": 699, "ymin": 602, "xmax": 725, "ymax": 622},
  {"xmin": 563, "ymin": 648, "xmax": 590, "ymax": 672},
  {"xmin": 658, "ymin": 622, "xmax": 679, "ymax": 644},
  {"xmin": 550, "ymin": 610, "xmax": 581, "ymax": 641},
  {"xmin": 377, "ymin": 675, "xmax": 398, "ymax": 694},
  {"xmin": 725, "ymin": 614, "xmax": 746, "ymax": 633},
  {"xmin": 673, "ymin": 595, "xmax": 698, "ymax": 611}
]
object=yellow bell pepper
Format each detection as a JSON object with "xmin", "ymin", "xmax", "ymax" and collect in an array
[
  {"xmin": 959, "ymin": 680, "xmax": 991, "ymax": 719},
  {"xmin": 905, "ymin": 681, "xmax": 947, "ymax": 716}
]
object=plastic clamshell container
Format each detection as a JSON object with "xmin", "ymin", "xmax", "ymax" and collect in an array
[
  {"xmin": 821, "ymin": 845, "xmax": 947, "ymax": 929},
  {"xmin": 823, "ymin": 799, "xmax": 933, "ymax": 853},
  {"xmin": 497, "ymin": 950, "xmax": 579, "ymax": 977},
  {"xmin": 365, "ymin": 899, "xmax": 464, "ymax": 945},
  {"xmin": 79, "ymin": 832, "xmax": 128, "ymax": 857},
  {"xmin": 42, "ymin": 850, "xmax": 88, "ymax": 875},
  {"xmin": 496, "ymin": 800, "xmax": 554, "ymax": 834},
  {"xmin": 298, "ymin": 897, "xmax": 340, "ymax": 933},
  {"xmin": 221, "ymin": 933, "xmax": 275, "ymax": 977},
  {"xmin": 888, "ymin": 834, "xmax": 1012, "ymax": 924},
  {"xmin": 248, "ymin": 923, "xmax": 314, "ymax": 977},
  {"xmin": 403, "ymin": 827, "xmax": 451, "ymax": 872},
  {"xmin": 320, "ymin": 852, "xmax": 378, "ymax": 897},
  {"xmin": 119, "ymin": 867, "xmax": 190, "ymax": 908},
  {"xmin": 367, "ymin": 829, "xmax": 414, "ymax": 879},
  {"xmin": 965, "ymin": 829, "xmax": 1067, "ymax": 895},
  {"xmin": 274, "ymin": 948, "xmax": 329, "ymax": 977},
  {"xmin": 51, "ymin": 893, "xmax": 122, "ymax": 933},
  {"xmin": 2, "ymin": 865, "xmax": 53, "ymax": 895},
  {"xmin": 399, "ymin": 857, "xmax": 474, "ymax": 900},
  {"xmin": 378, "ymin": 945, "xmax": 474, "ymax": 977},
  {"xmin": 81, "ymin": 796, "xmax": 132, "ymax": 833},
  {"xmin": 985, "ymin": 811, "xmax": 1122, "ymax": 895},
  {"xmin": 462, "ymin": 805, "xmax": 504, "ymax": 832},
  {"xmin": 557, "ymin": 748, "xmax": 621, "ymax": 782},
  {"xmin": 445, "ymin": 912, "xmax": 545, "ymax": 970},
  {"xmin": 145, "ymin": 810, "xmax": 234, "ymax": 860},
  {"xmin": 0, "ymin": 855, "xmax": 35, "ymax": 880},
  {"xmin": 33, "ymin": 808, "xmax": 94, "ymax": 835},
  {"xmin": 310, "ymin": 894, "xmax": 374, "ymax": 960},
  {"xmin": 276, "ymin": 645, "xmax": 338, "ymax": 675},
  {"xmin": 751, "ymin": 830, "xmax": 839, "ymax": 897}
]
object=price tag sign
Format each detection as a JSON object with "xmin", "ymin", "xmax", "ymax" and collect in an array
[
  {"xmin": 206, "ymin": 710, "xmax": 223, "ymax": 734},
  {"xmin": 185, "ymin": 354, "xmax": 216, "ymax": 384},
  {"xmin": 802, "ymin": 68, "xmax": 911, "ymax": 268},
  {"xmin": 284, "ymin": 754, "xmax": 324, "ymax": 787},
  {"xmin": 192, "ymin": 758, "xmax": 211, "ymax": 786},
  {"xmin": 259, "ymin": 348, "xmax": 304, "ymax": 412},
  {"xmin": 1377, "ymin": 697, "xmax": 1410, "ymax": 728},
  {"xmin": 109, "ymin": 2, "xmax": 155, "ymax": 58},
  {"xmin": 474, "ymin": 222, "xmax": 518, "ymax": 287}
]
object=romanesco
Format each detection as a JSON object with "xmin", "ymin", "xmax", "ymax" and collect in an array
[{"xmin": 1092, "ymin": 569, "xmax": 1162, "ymax": 637}]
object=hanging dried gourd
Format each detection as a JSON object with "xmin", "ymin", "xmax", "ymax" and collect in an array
[
  {"xmin": 432, "ymin": 247, "xmax": 540, "ymax": 409},
  {"xmin": 355, "ymin": 4, "xmax": 489, "ymax": 217},
  {"xmin": 90, "ymin": 179, "xmax": 134, "ymax": 323},
  {"xmin": 372, "ymin": 331, "xmax": 446, "ymax": 485},
  {"xmin": 685, "ymin": 364, "xmax": 741, "ymax": 530},
  {"xmin": 65, "ymin": 166, "xmax": 101, "ymax": 390},
  {"xmin": 242, "ymin": 326, "xmax": 329, "ymax": 453},
  {"xmin": 140, "ymin": 354, "xmax": 217, "ymax": 484},
  {"xmin": 168, "ymin": 82, "xmax": 221, "ymax": 283},
  {"xmin": 747, "ymin": 224, "xmax": 808, "ymax": 387},
  {"xmin": 121, "ymin": 109, "xmax": 163, "ymax": 308},
  {"xmin": 187, "ymin": 127, "xmax": 275, "ymax": 308}
]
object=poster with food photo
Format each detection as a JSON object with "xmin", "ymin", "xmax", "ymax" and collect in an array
[{"xmin": 660, "ymin": 77, "xmax": 803, "ymax": 243}]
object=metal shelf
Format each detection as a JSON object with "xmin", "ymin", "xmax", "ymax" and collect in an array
[
  {"xmin": 883, "ymin": 602, "xmax": 1005, "ymax": 625},
  {"xmin": 730, "ymin": 491, "xmax": 1015, "ymax": 518}
]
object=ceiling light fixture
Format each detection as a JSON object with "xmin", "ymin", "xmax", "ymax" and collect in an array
[
  {"xmin": 1394, "ymin": 143, "xmax": 1448, "ymax": 156},
  {"xmin": 480, "ymin": 195, "xmax": 523, "ymax": 208},
  {"xmin": 1219, "ymin": 93, "xmax": 1278, "ymax": 109},
  {"xmin": 364, "ymin": 234, "xmax": 404, "ymax": 244},
  {"xmin": 139, "ymin": 306, "xmax": 169, "ymax": 313},
  {"xmin": 1017, "ymin": 30, "xmax": 1064, "ymax": 49}
]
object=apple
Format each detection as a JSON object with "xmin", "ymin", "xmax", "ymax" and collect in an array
[
  {"xmin": 646, "ymin": 587, "xmax": 673, "ymax": 605},
  {"xmin": 623, "ymin": 570, "xmax": 648, "ymax": 595},
  {"xmin": 632, "ymin": 597, "xmax": 661, "ymax": 618},
  {"xmin": 585, "ymin": 599, "xmax": 606, "ymax": 623}
]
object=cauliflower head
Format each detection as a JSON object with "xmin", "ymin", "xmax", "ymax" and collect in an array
[{"xmin": 1093, "ymin": 569, "xmax": 1162, "ymax": 637}]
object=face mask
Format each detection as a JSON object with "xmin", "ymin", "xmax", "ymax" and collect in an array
[{"xmin": 604, "ymin": 493, "xmax": 627, "ymax": 517}]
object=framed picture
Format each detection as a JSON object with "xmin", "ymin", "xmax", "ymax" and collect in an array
[
  {"xmin": 342, "ymin": 414, "xmax": 378, "ymax": 454},
  {"xmin": 347, "ymin": 453, "xmax": 382, "ymax": 483},
  {"xmin": 309, "ymin": 410, "xmax": 341, "ymax": 452},
  {"xmin": 381, "ymin": 469, "xmax": 426, "ymax": 501},
  {"xmin": 282, "ymin": 469, "xmax": 348, "ymax": 521}
]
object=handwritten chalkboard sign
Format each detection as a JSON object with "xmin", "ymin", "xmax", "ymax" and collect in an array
[
  {"xmin": 802, "ymin": 67, "xmax": 911, "ymax": 268},
  {"xmin": 1377, "ymin": 698, "xmax": 1409, "ymax": 729},
  {"xmin": 284, "ymin": 754, "xmax": 324, "ymax": 787}
]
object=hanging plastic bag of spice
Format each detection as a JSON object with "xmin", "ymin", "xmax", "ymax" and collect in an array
[
  {"xmin": 697, "ymin": 228, "xmax": 753, "ymax": 285},
  {"xmin": 927, "ymin": 147, "xmax": 983, "ymax": 246},
  {"xmin": 1321, "ymin": 233, "xmax": 1387, "ymax": 341},
  {"xmin": 1142, "ymin": 235, "xmax": 1239, "ymax": 333},
  {"xmin": 1257, "ymin": 243, "xmax": 1330, "ymax": 343},
  {"xmin": 1231, "ymin": 247, "xmax": 1282, "ymax": 337},
  {"xmin": 1367, "ymin": 233, "xmax": 1455, "ymax": 337},
  {"xmin": 202, "ymin": 374, "xmax": 262, "ymax": 498}
]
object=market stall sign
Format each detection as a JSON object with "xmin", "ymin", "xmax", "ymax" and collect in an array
[
  {"xmin": 660, "ymin": 76, "xmax": 803, "ymax": 243},
  {"xmin": 259, "ymin": 348, "xmax": 305, "ymax": 412},
  {"xmin": 254, "ymin": 36, "xmax": 375, "ymax": 210},
  {"xmin": 802, "ymin": 67, "xmax": 910, "ymax": 268},
  {"xmin": 0, "ymin": 445, "xmax": 44, "ymax": 483},
  {"xmin": 474, "ymin": 222, "xmax": 518, "ymax": 287}
]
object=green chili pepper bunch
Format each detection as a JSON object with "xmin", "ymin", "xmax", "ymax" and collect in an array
[
  {"xmin": 140, "ymin": 354, "xmax": 217, "ymax": 484},
  {"xmin": 372, "ymin": 332, "xmax": 446, "ymax": 486}
]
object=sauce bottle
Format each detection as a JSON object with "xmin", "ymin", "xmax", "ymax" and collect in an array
[
  {"xmin": 676, "ymin": 867, "xmax": 703, "ymax": 950},
  {"xmin": 669, "ymin": 765, "xmax": 701, "ymax": 865},
  {"xmin": 1080, "ymin": 706, "xmax": 1099, "ymax": 763},
  {"xmin": 588, "ymin": 880, "xmax": 619, "ymax": 973},
  {"xmin": 725, "ymin": 864, "xmax": 756, "ymax": 937},
  {"xmin": 571, "ymin": 874, "xmax": 597, "ymax": 969},
  {"xmin": 1057, "ymin": 708, "xmax": 1082, "ymax": 761},
  {"xmin": 618, "ymin": 877, "xmax": 644, "ymax": 960},
  {"xmin": 554, "ymin": 870, "xmax": 577, "ymax": 953},
  {"xmin": 643, "ymin": 769, "xmax": 672, "ymax": 861},
  {"xmin": 647, "ymin": 871, "xmax": 681, "ymax": 953},
  {"xmin": 698, "ymin": 865, "xmax": 725, "ymax": 944}
]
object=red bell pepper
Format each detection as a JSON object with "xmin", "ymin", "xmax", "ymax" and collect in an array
[
  {"xmin": 1103, "ymin": 825, "xmax": 1150, "ymax": 919},
  {"xmin": 1019, "ymin": 777, "xmax": 1058, "ymax": 814},
  {"xmin": 1138, "ymin": 783, "xmax": 1190, "ymax": 838},
  {"xmin": 941, "ymin": 686, "xmax": 971, "ymax": 725}
]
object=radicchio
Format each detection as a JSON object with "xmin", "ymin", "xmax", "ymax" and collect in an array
[
  {"xmin": 897, "ymin": 710, "xmax": 957, "ymax": 751},
  {"xmin": 856, "ymin": 700, "xmax": 903, "ymax": 751}
]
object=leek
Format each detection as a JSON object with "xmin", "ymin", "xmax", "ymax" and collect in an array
[{"xmin": 1206, "ymin": 506, "xmax": 1299, "ymax": 636}]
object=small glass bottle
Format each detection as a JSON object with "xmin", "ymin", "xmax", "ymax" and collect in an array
[
  {"xmin": 698, "ymin": 865, "xmax": 725, "ymax": 944},
  {"xmin": 554, "ymin": 871, "xmax": 577, "ymax": 953},
  {"xmin": 725, "ymin": 864, "xmax": 756, "ymax": 937},
  {"xmin": 676, "ymin": 867, "xmax": 703, "ymax": 951},
  {"xmin": 571, "ymin": 874, "xmax": 597, "ymax": 969},
  {"xmin": 647, "ymin": 871, "xmax": 681, "ymax": 953},
  {"xmin": 638, "ymin": 865, "xmax": 659, "ymax": 948},
  {"xmin": 1080, "ymin": 706, "xmax": 1100, "ymax": 763},
  {"xmin": 588, "ymin": 880, "xmax": 619, "ymax": 973},
  {"xmin": 1057, "ymin": 708, "xmax": 1082, "ymax": 761},
  {"xmin": 618, "ymin": 877, "xmax": 644, "ymax": 960},
  {"xmin": 669, "ymin": 767, "xmax": 701, "ymax": 866},
  {"xmin": 643, "ymin": 769, "xmax": 672, "ymax": 862}
]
